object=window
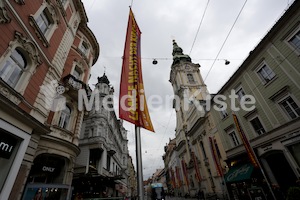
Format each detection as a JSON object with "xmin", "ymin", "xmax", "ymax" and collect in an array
[
  {"xmin": 58, "ymin": 106, "xmax": 71, "ymax": 129},
  {"xmin": 219, "ymin": 105, "xmax": 228, "ymax": 119},
  {"xmin": 106, "ymin": 155, "xmax": 111, "ymax": 171},
  {"xmin": 80, "ymin": 41, "xmax": 89, "ymax": 55},
  {"xmin": 250, "ymin": 117, "xmax": 266, "ymax": 135},
  {"xmin": 60, "ymin": 0, "xmax": 67, "ymax": 6},
  {"xmin": 228, "ymin": 130, "xmax": 240, "ymax": 147},
  {"xmin": 0, "ymin": 48, "xmax": 26, "ymax": 88},
  {"xmin": 257, "ymin": 64, "xmax": 275, "ymax": 84},
  {"xmin": 288, "ymin": 30, "xmax": 300, "ymax": 53},
  {"xmin": 72, "ymin": 66, "xmax": 81, "ymax": 80},
  {"xmin": 236, "ymin": 87, "xmax": 246, "ymax": 101},
  {"xmin": 35, "ymin": 8, "xmax": 52, "ymax": 34},
  {"xmin": 200, "ymin": 141, "xmax": 207, "ymax": 158},
  {"xmin": 187, "ymin": 73, "xmax": 195, "ymax": 83},
  {"xmin": 29, "ymin": 4, "xmax": 58, "ymax": 47},
  {"xmin": 89, "ymin": 149, "xmax": 101, "ymax": 171},
  {"xmin": 279, "ymin": 96, "xmax": 300, "ymax": 119}
]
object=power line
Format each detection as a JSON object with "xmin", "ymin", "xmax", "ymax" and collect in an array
[
  {"xmin": 204, "ymin": 0, "xmax": 248, "ymax": 81},
  {"xmin": 189, "ymin": 0, "xmax": 211, "ymax": 55}
]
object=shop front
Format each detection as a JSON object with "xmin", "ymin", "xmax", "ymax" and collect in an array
[
  {"xmin": 225, "ymin": 163, "xmax": 268, "ymax": 200},
  {"xmin": 0, "ymin": 119, "xmax": 31, "ymax": 200},
  {"xmin": 22, "ymin": 154, "xmax": 72, "ymax": 200}
]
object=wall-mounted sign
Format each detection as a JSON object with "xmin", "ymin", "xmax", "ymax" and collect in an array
[
  {"xmin": 42, "ymin": 166, "xmax": 55, "ymax": 173},
  {"xmin": 0, "ymin": 130, "xmax": 18, "ymax": 159}
]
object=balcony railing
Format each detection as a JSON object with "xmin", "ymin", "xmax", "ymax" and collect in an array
[{"xmin": 62, "ymin": 74, "xmax": 87, "ymax": 91}]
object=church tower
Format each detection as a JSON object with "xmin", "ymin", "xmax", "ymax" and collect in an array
[{"xmin": 169, "ymin": 40, "xmax": 209, "ymax": 142}]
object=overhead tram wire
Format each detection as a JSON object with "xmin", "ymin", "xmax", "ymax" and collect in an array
[
  {"xmin": 204, "ymin": 0, "xmax": 248, "ymax": 81},
  {"xmin": 189, "ymin": 0, "xmax": 211, "ymax": 55}
]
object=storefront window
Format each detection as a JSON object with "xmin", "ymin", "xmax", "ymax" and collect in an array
[
  {"xmin": 0, "ymin": 129, "xmax": 21, "ymax": 191},
  {"xmin": 22, "ymin": 183, "xmax": 70, "ymax": 200}
]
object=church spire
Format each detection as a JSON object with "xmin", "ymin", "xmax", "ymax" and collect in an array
[{"xmin": 172, "ymin": 40, "xmax": 191, "ymax": 65}]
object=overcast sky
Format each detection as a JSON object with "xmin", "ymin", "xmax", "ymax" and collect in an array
[{"xmin": 81, "ymin": 0, "xmax": 293, "ymax": 179}]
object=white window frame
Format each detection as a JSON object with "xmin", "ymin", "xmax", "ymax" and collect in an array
[
  {"xmin": 58, "ymin": 105, "xmax": 71, "ymax": 129},
  {"xmin": 226, "ymin": 129, "xmax": 240, "ymax": 148},
  {"xmin": 79, "ymin": 40, "xmax": 89, "ymax": 56},
  {"xmin": 256, "ymin": 62, "xmax": 276, "ymax": 85},
  {"xmin": 249, "ymin": 115, "xmax": 266, "ymax": 136},
  {"xmin": 31, "ymin": 3, "xmax": 58, "ymax": 42},
  {"xmin": 218, "ymin": 105, "xmax": 228, "ymax": 119},
  {"xmin": 277, "ymin": 95, "xmax": 300, "ymax": 120},
  {"xmin": 235, "ymin": 86, "xmax": 245, "ymax": 101},
  {"xmin": 35, "ymin": 9, "xmax": 52, "ymax": 35},
  {"xmin": 286, "ymin": 27, "xmax": 300, "ymax": 55},
  {"xmin": 0, "ymin": 32, "xmax": 41, "ymax": 94},
  {"xmin": 0, "ymin": 48, "xmax": 27, "ymax": 88}
]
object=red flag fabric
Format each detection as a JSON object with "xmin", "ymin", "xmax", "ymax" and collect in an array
[
  {"xmin": 209, "ymin": 137, "xmax": 224, "ymax": 176},
  {"xmin": 191, "ymin": 152, "xmax": 202, "ymax": 182},
  {"xmin": 119, "ymin": 9, "xmax": 154, "ymax": 132},
  {"xmin": 232, "ymin": 114, "xmax": 259, "ymax": 168},
  {"xmin": 175, "ymin": 166, "xmax": 182, "ymax": 187},
  {"xmin": 181, "ymin": 159, "xmax": 189, "ymax": 188}
]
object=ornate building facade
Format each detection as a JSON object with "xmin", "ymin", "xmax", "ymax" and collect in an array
[
  {"xmin": 73, "ymin": 74, "xmax": 130, "ymax": 199},
  {"xmin": 0, "ymin": 0, "xmax": 99, "ymax": 199}
]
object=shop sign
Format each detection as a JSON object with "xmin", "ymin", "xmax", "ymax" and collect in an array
[
  {"xmin": 225, "ymin": 164, "xmax": 253, "ymax": 183},
  {"xmin": 42, "ymin": 166, "xmax": 55, "ymax": 173},
  {"xmin": 0, "ymin": 130, "xmax": 18, "ymax": 159}
]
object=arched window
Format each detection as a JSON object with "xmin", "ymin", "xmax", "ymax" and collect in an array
[
  {"xmin": 58, "ymin": 105, "xmax": 71, "ymax": 129},
  {"xmin": 187, "ymin": 73, "xmax": 195, "ymax": 83},
  {"xmin": 0, "ymin": 48, "xmax": 27, "ymax": 87}
]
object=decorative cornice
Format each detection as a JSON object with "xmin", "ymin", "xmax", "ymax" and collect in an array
[
  {"xmin": 0, "ymin": 1, "xmax": 11, "ymax": 23},
  {"xmin": 14, "ymin": 31, "xmax": 42, "ymax": 65},
  {"xmin": 14, "ymin": 0, "xmax": 25, "ymax": 5}
]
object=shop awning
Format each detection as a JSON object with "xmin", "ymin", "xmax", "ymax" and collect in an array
[{"xmin": 224, "ymin": 163, "xmax": 254, "ymax": 183}]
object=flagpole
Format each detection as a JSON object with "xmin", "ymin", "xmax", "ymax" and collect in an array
[{"xmin": 135, "ymin": 125, "xmax": 144, "ymax": 200}]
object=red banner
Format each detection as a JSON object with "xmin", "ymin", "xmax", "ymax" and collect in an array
[
  {"xmin": 175, "ymin": 166, "xmax": 182, "ymax": 187},
  {"xmin": 169, "ymin": 168, "xmax": 176, "ymax": 189},
  {"xmin": 209, "ymin": 137, "xmax": 223, "ymax": 176},
  {"xmin": 192, "ymin": 152, "xmax": 202, "ymax": 182},
  {"xmin": 181, "ymin": 159, "xmax": 189, "ymax": 188},
  {"xmin": 232, "ymin": 114, "xmax": 259, "ymax": 168},
  {"xmin": 119, "ymin": 9, "xmax": 154, "ymax": 132}
]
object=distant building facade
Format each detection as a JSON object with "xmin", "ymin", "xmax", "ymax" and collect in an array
[
  {"xmin": 73, "ymin": 74, "xmax": 130, "ymax": 199},
  {"xmin": 127, "ymin": 155, "xmax": 137, "ymax": 198},
  {"xmin": 0, "ymin": 0, "xmax": 99, "ymax": 199}
]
